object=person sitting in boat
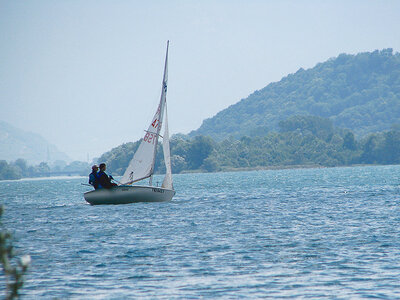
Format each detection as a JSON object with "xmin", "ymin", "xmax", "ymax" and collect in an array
[
  {"xmin": 88, "ymin": 165, "xmax": 99, "ymax": 189},
  {"xmin": 97, "ymin": 163, "xmax": 118, "ymax": 189}
]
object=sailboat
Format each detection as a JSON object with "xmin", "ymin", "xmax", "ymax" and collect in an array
[{"xmin": 84, "ymin": 41, "xmax": 175, "ymax": 205}]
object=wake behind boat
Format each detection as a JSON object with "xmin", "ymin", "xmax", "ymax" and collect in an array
[{"xmin": 84, "ymin": 41, "xmax": 175, "ymax": 205}]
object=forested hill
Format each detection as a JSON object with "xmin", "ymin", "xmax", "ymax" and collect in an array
[{"xmin": 189, "ymin": 49, "xmax": 400, "ymax": 140}]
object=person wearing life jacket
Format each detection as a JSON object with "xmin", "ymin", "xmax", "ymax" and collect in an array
[
  {"xmin": 97, "ymin": 163, "xmax": 117, "ymax": 189},
  {"xmin": 88, "ymin": 165, "xmax": 99, "ymax": 189}
]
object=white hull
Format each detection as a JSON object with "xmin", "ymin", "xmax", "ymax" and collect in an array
[{"xmin": 84, "ymin": 185, "xmax": 175, "ymax": 205}]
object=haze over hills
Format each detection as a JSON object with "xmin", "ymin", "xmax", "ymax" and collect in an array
[
  {"xmin": 189, "ymin": 49, "xmax": 400, "ymax": 140},
  {"xmin": 67, "ymin": 49, "xmax": 400, "ymax": 175},
  {"xmin": 0, "ymin": 121, "xmax": 70, "ymax": 164}
]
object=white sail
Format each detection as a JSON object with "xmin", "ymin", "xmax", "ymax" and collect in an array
[
  {"xmin": 120, "ymin": 102, "xmax": 164, "ymax": 184},
  {"xmin": 121, "ymin": 41, "xmax": 169, "ymax": 185},
  {"xmin": 162, "ymin": 105, "xmax": 173, "ymax": 189},
  {"xmin": 84, "ymin": 41, "xmax": 175, "ymax": 205}
]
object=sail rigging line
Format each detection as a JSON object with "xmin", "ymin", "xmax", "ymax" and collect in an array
[
  {"xmin": 122, "ymin": 176, "xmax": 148, "ymax": 186},
  {"xmin": 83, "ymin": 41, "xmax": 175, "ymax": 205},
  {"xmin": 119, "ymin": 41, "xmax": 171, "ymax": 186},
  {"xmin": 143, "ymin": 130, "xmax": 164, "ymax": 139},
  {"xmin": 148, "ymin": 41, "xmax": 169, "ymax": 186}
]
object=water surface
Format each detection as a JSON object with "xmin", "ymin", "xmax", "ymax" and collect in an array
[{"xmin": 1, "ymin": 166, "xmax": 400, "ymax": 298}]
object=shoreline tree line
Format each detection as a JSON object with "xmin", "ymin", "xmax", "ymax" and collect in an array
[
  {"xmin": 100, "ymin": 115, "xmax": 400, "ymax": 175},
  {"xmin": 0, "ymin": 159, "xmax": 89, "ymax": 181},
  {"xmin": 1, "ymin": 115, "xmax": 400, "ymax": 181},
  {"xmin": 2, "ymin": 49, "xmax": 400, "ymax": 181}
]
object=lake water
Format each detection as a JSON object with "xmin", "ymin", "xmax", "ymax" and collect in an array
[{"xmin": 1, "ymin": 165, "xmax": 400, "ymax": 299}]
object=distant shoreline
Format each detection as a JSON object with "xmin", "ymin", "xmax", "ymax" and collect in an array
[
  {"xmin": 0, "ymin": 163, "xmax": 396, "ymax": 182},
  {"xmin": 178, "ymin": 163, "xmax": 389, "ymax": 174},
  {"xmin": 2, "ymin": 175, "xmax": 86, "ymax": 182}
]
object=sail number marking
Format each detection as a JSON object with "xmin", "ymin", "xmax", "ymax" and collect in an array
[
  {"xmin": 152, "ymin": 188, "xmax": 164, "ymax": 193},
  {"xmin": 152, "ymin": 119, "xmax": 159, "ymax": 128},
  {"xmin": 144, "ymin": 132, "xmax": 156, "ymax": 144}
]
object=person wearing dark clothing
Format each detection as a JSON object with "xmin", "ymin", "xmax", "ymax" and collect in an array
[
  {"xmin": 97, "ymin": 163, "xmax": 117, "ymax": 189},
  {"xmin": 89, "ymin": 165, "xmax": 99, "ymax": 189}
]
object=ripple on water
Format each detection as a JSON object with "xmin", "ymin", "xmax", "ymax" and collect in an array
[{"xmin": 2, "ymin": 166, "xmax": 400, "ymax": 298}]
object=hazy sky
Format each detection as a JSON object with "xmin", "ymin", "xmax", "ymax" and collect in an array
[{"xmin": 1, "ymin": 1, "xmax": 399, "ymax": 161}]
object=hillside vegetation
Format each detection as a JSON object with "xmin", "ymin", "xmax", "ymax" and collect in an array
[
  {"xmin": 97, "ymin": 116, "xmax": 400, "ymax": 175},
  {"xmin": 3, "ymin": 49, "xmax": 400, "ymax": 180},
  {"xmin": 97, "ymin": 49, "xmax": 400, "ymax": 175},
  {"xmin": 3, "ymin": 115, "xmax": 398, "ymax": 180},
  {"xmin": 190, "ymin": 49, "xmax": 400, "ymax": 140}
]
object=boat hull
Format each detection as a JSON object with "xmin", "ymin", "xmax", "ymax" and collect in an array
[{"xmin": 84, "ymin": 185, "xmax": 175, "ymax": 205}]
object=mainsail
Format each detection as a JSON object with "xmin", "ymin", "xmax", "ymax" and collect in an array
[{"xmin": 120, "ymin": 41, "xmax": 171, "ymax": 185}]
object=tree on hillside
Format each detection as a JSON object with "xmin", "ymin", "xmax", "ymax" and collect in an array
[
  {"xmin": 360, "ymin": 134, "xmax": 383, "ymax": 164},
  {"xmin": 343, "ymin": 132, "xmax": 357, "ymax": 150},
  {"xmin": 186, "ymin": 136, "xmax": 215, "ymax": 170},
  {"xmin": 382, "ymin": 130, "xmax": 400, "ymax": 164},
  {"xmin": 190, "ymin": 49, "xmax": 400, "ymax": 140},
  {"xmin": 278, "ymin": 115, "xmax": 334, "ymax": 140}
]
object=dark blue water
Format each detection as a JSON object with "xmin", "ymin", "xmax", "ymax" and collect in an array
[{"xmin": 1, "ymin": 165, "xmax": 400, "ymax": 298}]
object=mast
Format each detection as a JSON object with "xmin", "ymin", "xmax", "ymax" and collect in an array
[
  {"xmin": 120, "ymin": 41, "xmax": 170, "ymax": 186},
  {"xmin": 149, "ymin": 40, "xmax": 169, "ymax": 185}
]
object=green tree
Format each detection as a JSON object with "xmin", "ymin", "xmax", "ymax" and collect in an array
[
  {"xmin": 382, "ymin": 130, "xmax": 400, "ymax": 164},
  {"xmin": 170, "ymin": 155, "xmax": 187, "ymax": 173},
  {"xmin": 186, "ymin": 136, "xmax": 215, "ymax": 169},
  {"xmin": 13, "ymin": 159, "xmax": 28, "ymax": 176},
  {"xmin": 0, "ymin": 161, "xmax": 21, "ymax": 180},
  {"xmin": 360, "ymin": 134, "xmax": 381, "ymax": 163},
  {"xmin": 202, "ymin": 156, "xmax": 220, "ymax": 172},
  {"xmin": 343, "ymin": 132, "xmax": 357, "ymax": 150},
  {"xmin": 38, "ymin": 162, "xmax": 50, "ymax": 174},
  {"xmin": 0, "ymin": 206, "xmax": 30, "ymax": 299},
  {"xmin": 190, "ymin": 49, "xmax": 400, "ymax": 140},
  {"xmin": 278, "ymin": 115, "xmax": 334, "ymax": 140}
]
